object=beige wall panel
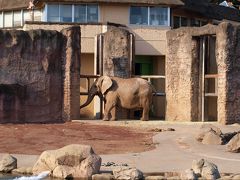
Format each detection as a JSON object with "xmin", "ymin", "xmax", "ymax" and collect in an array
[
  {"xmin": 100, "ymin": 4, "xmax": 129, "ymax": 24},
  {"xmin": 80, "ymin": 53, "xmax": 95, "ymax": 119},
  {"xmin": 135, "ymin": 40, "xmax": 166, "ymax": 55}
]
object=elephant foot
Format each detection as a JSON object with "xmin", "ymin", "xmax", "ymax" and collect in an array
[
  {"xmin": 110, "ymin": 118, "xmax": 117, "ymax": 121},
  {"xmin": 103, "ymin": 118, "xmax": 110, "ymax": 121},
  {"xmin": 140, "ymin": 117, "xmax": 149, "ymax": 121}
]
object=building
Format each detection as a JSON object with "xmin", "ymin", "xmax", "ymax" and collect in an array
[{"xmin": 0, "ymin": 0, "xmax": 240, "ymax": 123}]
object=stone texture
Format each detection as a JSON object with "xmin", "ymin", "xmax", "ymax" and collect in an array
[
  {"xmin": 226, "ymin": 133, "xmax": 240, "ymax": 153},
  {"xmin": 216, "ymin": 23, "xmax": 240, "ymax": 124},
  {"xmin": 102, "ymin": 26, "xmax": 133, "ymax": 78},
  {"xmin": 166, "ymin": 24, "xmax": 216, "ymax": 122},
  {"xmin": 0, "ymin": 26, "xmax": 80, "ymax": 123},
  {"xmin": 166, "ymin": 22, "xmax": 240, "ymax": 124},
  {"xmin": 0, "ymin": 154, "xmax": 17, "ymax": 173},
  {"xmin": 196, "ymin": 125, "xmax": 224, "ymax": 145},
  {"xmin": 32, "ymin": 144, "xmax": 101, "ymax": 179},
  {"xmin": 181, "ymin": 169, "xmax": 198, "ymax": 180},
  {"xmin": 12, "ymin": 167, "xmax": 32, "ymax": 174},
  {"xmin": 144, "ymin": 176, "xmax": 165, "ymax": 180},
  {"xmin": 192, "ymin": 159, "xmax": 220, "ymax": 180},
  {"xmin": 113, "ymin": 167, "xmax": 144, "ymax": 180},
  {"xmin": 92, "ymin": 173, "xmax": 115, "ymax": 180}
]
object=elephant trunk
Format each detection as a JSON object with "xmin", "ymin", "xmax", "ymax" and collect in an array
[{"xmin": 80, "ymin": 83, "xmax": 101, "ymax": 109}]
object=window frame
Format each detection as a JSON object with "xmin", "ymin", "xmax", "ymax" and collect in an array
[
  {"xmin": 129, "ymin": 6, "xmax": 170, "ymax": 27},
  {"xmin": 44, "ymin": 3, "xmax": 99, "ymax": 23}
]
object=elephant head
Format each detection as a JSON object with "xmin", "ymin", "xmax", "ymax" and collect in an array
[{"xmin": 80, "ymin": 76, "xmax": 113, "ymax": 109}]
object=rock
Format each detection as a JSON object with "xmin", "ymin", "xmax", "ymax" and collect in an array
[
  {"xmin": 192, "ymin": 159, "xmax": 220, "ymax": 179},
  {"xmin": 196, "ymin": 125, "xmax": 224, "ymax": 145},
  {"xmin": 226, "ymin": 133, "xmax": 240, "ymax": 153},
  {"xmin": 231, "ymin": 174, "xmax": 240, "ymax": 179},
  {"xmin": 12, "ymin": 167, "xmax": 32, "ymax": 174},
  {"xmin": 113, "ymin": 167, "xmax": 144, "ymax": 180},
  {"xmin": 32, "ymin": 144, "xmax": 101, "ymax": 179},
  {"xmin": 192, "ymin": 159, "xmax": 204, "ymax": 176},
  {"xmin": 144, "ymin": 176, "xmax": 165, "ymax": 180},
  {"xmin": 0, "ymin": 154, "xmax": 17, "ymax": 173},
  {"xmin": 92, "ymin": 173, "xmax": 115, "ymax": 180},
  {"xmin": 181, "ymin": 169, "xmax": 198, "ymax": 180},
  {"xmin": 222, "ymin": 131, "xmax": 239, "ymax": 144}
]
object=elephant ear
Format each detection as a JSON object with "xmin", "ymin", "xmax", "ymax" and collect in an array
[{"xmin": 101, "ymin": 76, "xmax": 113, "ymax": 94}]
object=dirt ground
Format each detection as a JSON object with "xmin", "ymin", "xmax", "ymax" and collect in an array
[{"xmin": 0, "ymin": 122, "xmax": 155, "ymax": 155}]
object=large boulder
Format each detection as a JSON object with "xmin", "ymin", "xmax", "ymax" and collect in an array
[
  {"xmin": 0, "ymin": 154, "xmax": 17, "ymax": 173},
  {"xmin": 181, "ymin": 169, "xmax": 197, "ymax": 180},
  {"xmin": 192, "ymin": 159, "xmax": 220, "ymax": 180},
  {"xmin": 113, "ymin": 167, "xmax": 144, "ymax": 180},
  {"xmin": 32, "ymin": 144, "xmax": 101, "ymax": 179},
  {"xmin": 226, "ymin": 133, "xmax": 240, "ymax": 153}
]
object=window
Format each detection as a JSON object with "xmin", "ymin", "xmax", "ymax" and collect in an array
[
  {"xmin": 130, "ymin": 7, "xmax": 148, "ymax": 25},
  {"xmin": 75, "ymin": 5, "xmax": 86, "ymax": 22},
  {"xmin": 4, "ymin": 12, "xmax": 12, "ymax": 27},
  {"xmin": 34, "ymin": 9, "xmax": 42, "ymax": 21},
  {"xmin": 24, "ymin": 10, "xmax": 31, "ymax": 22},
  {"xmin": 191, "ymin": 18, "xmax": 200, "ymax": 27},
  {"xmin": 87, "ymin": 5, "xmax": 98, "ymax": 22},
  {"xmin": 130, "ymin": 6, "xmax": 170, "ymax": 26},
  {"xmin": 48, "ymin": 4, "xmax": 59, "ymax": 22},
  {"xmin": 60, "ymin": 5, "xmax": 72, "ymax": 22},
  {"xmin": 173, "ymin": 16, "xmax": 189, "ymax": 29},
  {"xmin": 0, "ymin": 12, "xmax": 3, "ymax": 28},
  {"xmin": 13, "ymin": 11, "xmax": 22, "ymax": 27}
]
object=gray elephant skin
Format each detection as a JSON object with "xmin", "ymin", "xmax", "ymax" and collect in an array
[{"xmin": 80, "ymin": 76, "xmax": 154, "ymax": 121}]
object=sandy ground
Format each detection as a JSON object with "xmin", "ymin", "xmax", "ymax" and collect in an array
[{"xmin": 0, "ymin": 121, "xmax": 155, "ymax": 155}]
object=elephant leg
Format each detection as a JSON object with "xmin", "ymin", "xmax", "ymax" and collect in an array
[
  {"xmin": 141, "ymin": 99, "xmax": 150, "ymax": 121},
  {"xmin": 110, "ymin": 107, "xmax": 117, "ymax": 121},
  {"xmin": 103, "ymin": 99, "xmax": 116, "ymax": 121}
]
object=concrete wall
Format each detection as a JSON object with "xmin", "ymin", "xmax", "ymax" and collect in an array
[{"xmin": 0, "ymin": 26, "xmax": 80, "ymax": 123}]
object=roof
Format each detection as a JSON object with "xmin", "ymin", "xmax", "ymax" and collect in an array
[
  {"xmin": 0, "ymin": 0, "xmax": 30, "ymax": 11},
  {"xmin": 181, "ymin": 0, "xmax": 240, "ymax": 22},
  {"xmin": 33, "ymin": 0, "xmax": 184, "ymax": 6}
]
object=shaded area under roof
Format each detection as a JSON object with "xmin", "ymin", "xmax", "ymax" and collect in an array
[
  {"xmin": 181, "ymin": 0, "xmax": 240, "ymax": 22},
  {"xmin": 0, "ymin": 0, "xmax": 30, "ymax": 11}
]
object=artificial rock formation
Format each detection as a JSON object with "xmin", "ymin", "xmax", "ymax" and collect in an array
[
  {"xmin": 166, "ymin": 22, "xmax": 240, "ymax": 124},
  {"xmin": 102, "ymin": 26, "xmax": 133, "ymax": 78},
  {"xmin": 32, "ymin": 144, "xmax": 101, "ymax": 179},
  {"xmin": 0, "ymin": 26, "xmax": 80, "ymax": 123}
]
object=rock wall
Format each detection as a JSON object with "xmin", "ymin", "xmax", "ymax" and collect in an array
[
  {"xmin": 166, "ymin": 23, "xmax": 240, "ymax": 124},
  {"xmin": 0, "ymin": 27, "xmax": 80, "ymax": 123},
  {"xmin": 166, "ymin": 25, "xmax": 217, "ymax": 122},
  {"xmin": 102, "ymin": 26, "xmax": 133, "ymax": 78},
  {"xmin": 216, "ymin": 23, "xmax": 240, "ymax": 124}
]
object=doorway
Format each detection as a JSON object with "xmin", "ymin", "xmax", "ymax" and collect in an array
[{"xmin": 199, "ymin": 35, "xmax": 218, "ymax": 122}]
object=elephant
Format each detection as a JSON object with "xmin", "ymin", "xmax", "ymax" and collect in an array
[{"xmin": 80, "ymin": 76, "xmax": 154, "ymax": 121}]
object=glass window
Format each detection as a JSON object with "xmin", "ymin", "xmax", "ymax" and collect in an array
[
  {"xmin": 48, "ymin": 4, "xmax": 59, "ymax": 22},
  {"xmin": 87, "ymin": 5, "xmax": 98, "ymax": 22},
  {"xmin": 130, "ymin": 6, "xmax": 148, "ymax": 25},
  {"xmin": 13, "ymin": 11, "xmax": 22, "ymax": 27},
  {"xmin": 34, "ymin": 9, "xmax": 42, "ymax": 21},
  {"xmin": 23, "ymin": 10, "xmax": 31, "ymax": 22},
  {"xmin": 4, "ymin": 12, "xmax": 12, "ymax": 27},
  {"xmin": 0, "ymin": 12, "xmax": 3, "ymax": 28},
  {"xmin": 150, "ymin": 7, "xmax": 168, "ymax": 26},
  {"xmin": 75, "ymin": 5, "xmax": 86, "ymax": 22},
  {"xmin": 60, "ymin": 5, "xmax": 72, "ymax": 22}
]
